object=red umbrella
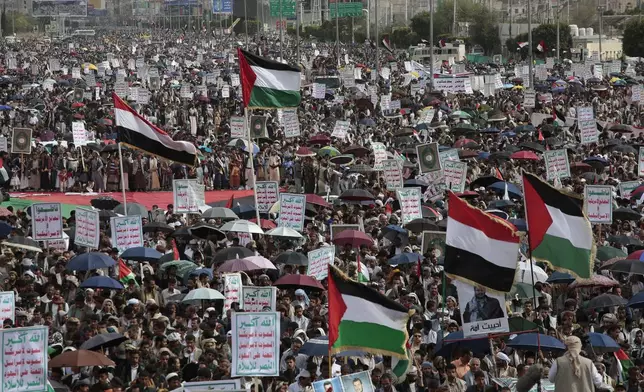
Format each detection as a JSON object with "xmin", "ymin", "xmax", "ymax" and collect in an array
[
  {"xmin": 49, "ymin": 350, "xmax": 115, "ymax": 367},
  {"xmin": 332, "ymin": 230, "xmax": 374, "ymax": 247},
  {"xmin": 570, "ymin": 162, "xmax": 592, "ymax": 171},
  {"xmin": 74, "ymin": 113, "xmax": 85, "ymax": 119},
  {"xmin": 72, "ymin": 102, "xmax": 85, "ymax": 109},
  {"xmin": 295, "ymin": 147, "xmax": 316, "ymax": 157},
  {"xmin": 308, "ymin": 134, "xmax": 331, "ymax": 145},
  {"xmin": 343, "ymin": 145, "xmax": 370, "ymax": 157},
  {"xmin": 510, "ymin": 151, "xmax": 540, "ymax": 160},
  {"xmin": 306, "ymin": 194, "xmax": 330, "ymax": 208},
  {"xmin": 455, "ymin": 191, "xmax": 479, "ymax": 198},
  {"xmin": 98, "ymin": 118, "xmax": 113, "ymax": 126},
  {"xmin": 453, "ymin": 138, "xmax": 475, "ymax": 148},
  {"xmin": 273, "ymin": 274, "xmax": 324, "ymax": 290},
  {"xmin": 249, "ymin": 218, "xmax": 277, "ymax": 229}
]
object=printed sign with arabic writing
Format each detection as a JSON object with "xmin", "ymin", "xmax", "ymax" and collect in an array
[
  {"xmin": 173, "ymin": 179, "xmax": 205, "ymax": 213},
  {"xmin": 382, "ymin": 159, "xmax": 403, "ymax": 190},
  {"xmin": 0, "ymin": 291, "xmax": 15, "ymax": 328},
  {"xmin": 256, "ymin": 181, "xmax": 279, "ymax": 214},
  {"xmin": 278, "ymin": 193, "xmax": 306, "ymax": 232},
  {"xmin": 241, "ymin": 287, "xmax": 277, "ymax": 312},
  {"xmin": 584, "ymin": 185, "xmax": 612, "ymax": 223},
  {"xmin": 231, "ymin": 312, "xmax": 280, "ymax": 377},
  {"xmin": 224, "ymin": 273, "xmax": 242, "ymax": 315},
  {"xmin": 110, "ymin": 216, "xmax": 143, "ymax": 252},
  {"xmin": 544, "ymin": 149, "xmax": 571, "ymax": 180},
  {"xmin": 2, "ymin": 326, "xmax": 48, "ymax": 392},
  {"xmin": 396, "ymin": 187, "xmax": 423, "ymax": 225},
  {"xmin": 74, "ymin": 208, "xmax": 100, "ymax": 249},
  {"xmin": 454, "ymin": 280, "xmax": 509, "ymax": 338},
  {"xmin": 443, "ymin": 161, "xmax": 467, "ymax": 193},
  {"xmin": 307, "ymin": 246, "xmax": 335, "ymax": 280},
  {"xmin": 31, "ymin": 203, "xmax": 63, "ymax": 241}
]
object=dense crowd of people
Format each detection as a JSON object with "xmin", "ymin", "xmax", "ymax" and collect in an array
[{"xmin": 0, "ymin": 27, "xmax": 644, "ymax": 392}]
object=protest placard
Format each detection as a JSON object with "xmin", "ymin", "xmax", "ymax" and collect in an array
[
  {"xmin": 230, "ymin": 116, "xmax": 246, "ymax": 139},
  {"xmin": 382, "ymin": 159, "xmax": 403, "ymax": 190},
  {"xmin": 281, "ymin": 108, "xmax": 300, "ymax": 138},
  {"xmin": 231, "ymin": 312, "xmax": 280, "ymax": 377},
  {"xmin": 0, "ymin": 291, "xmax": 15, "ymax": 327},
  {"xmin": 438, "ymin": 149, "xmax": 460, "ymax": 167},
  {"xmin": 312, "ymin": 83, "xmax": 326, "ymax": 99},
  {"xmin": 110, "ymin": 216, "xmax": 143, "ymax": 252},
  {"xmin": 523, "ymin": 90, "xmax": 536, "ymax": 108},
  {"xmin": 584, "ymin": 185, "xmax": 612, "ymax": 223},
  {"xmin": 307, "ymin": 246, "xmax": 335, "ymax": 280},
  {"xmin": 372, "ymin": 142, "xmax": 388, "ymax": 170},
  {"xmin": 332, "ymin": 120, "xmax": 350, "ymax": 139},
  {"xmin": 454, "ymin": 281, "xmax": 509, "ymax": 337},
  {"xmin": 639, "ymin": 148, "xmax": 644, "ymax": 177},
  {"xmin": 74, "ymin": 208, "xmax": 100, "ymax": 249},
  {"xmin": 443, "ymin": 161, "xmax": 467, "ymax": 193},
  {"xmin": 72, "ymin": 122, "xmax": 87, "ymax": 146},
  {"xmin": 396, "ymin": 188, "xmax": 423, "ymax": 225},
  {"xmin": 256, "ymin": 181, "xmax": 279, "ymax": 214},
  {"xmin": 182, "ymin": 380, "xmax": 241, "ymax": 392},
  {"xmin": 31, "ymin": 203, "xmax": 63, "ymax": 241},
  {"xmin": 620, "ymin": 181, "xmax": 640, "ymax": 199},
  {"xmin": 224, "ymin": 273, "xmax": 242, "ymax": 315},
  {"xmin": 578, "ymin": 106, "xmax": 598, "ymax": 145},
  {"xmin": 173, "ymin": 180, "xmax": 205, "ymax": 213},
  {"xmin": 544, "ymin": 149, "xmax": 571, "ymax": 180},
  {"xmin": 241, "ymin": 287, "xmax": 277, "ymax": 312},
  {"xmin": 2, "ymin": 326, "xmax": 48, "ymax": 392},
  {"xmin": 0, "ymin": 137, "xmax": 7, "ymax": 152},
  {"xmin": 278, "ymin": 193, "xmax": 306, "ymax": 231}
]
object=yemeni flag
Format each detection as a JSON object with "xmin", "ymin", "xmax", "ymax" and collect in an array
[
  {"xmin": 328, "ymin": 265, "xmax": 411, "ymax": 357},
  {"xmin": 445, "ymin": 191, "xmax": 520, "ymax": 292},
  {"xmin": 114, "ymin": 93, "xmax": 197, "ymax": 166},
  {"xmin": 518, "ymin": 41, "xmax": 528, "ymax": 48},
  {"xmin": 523, "ymin": 172, "xmax": 594, "ymax": 279},
  {"xmin": 118, "ymin": 258, "xmax": 138, "ymax": 286},
  {"xmin": 238, "ymin": 48, "xmax": 301, "ymax": 109}
]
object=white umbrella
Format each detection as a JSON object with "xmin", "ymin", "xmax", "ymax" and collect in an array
[
  {"xmin": 220, "ymin": 219, "xmax": 264, "ymax": 235},
  {"xmin": 244, "ymin": 255, "xmax": 277, "ymax": 270},
  {"xmin": 182, "ymin": 288, "xmax": 225, "ymax": 302},
  {"xmin": 265, "ymin": 227, "xmax": 304, "ymax": 238},
  {"xmin": 516, "ymin": 261, "xmax": 548, "ymax": 284}
]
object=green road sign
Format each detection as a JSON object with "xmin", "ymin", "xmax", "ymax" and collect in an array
[
  {"xmin": 270, "ymin": 0, "xmax": 296, "ymax": 17},
  {"xmin": 329, "ymin": 2, "xmax": 363, "ymax": 17}
]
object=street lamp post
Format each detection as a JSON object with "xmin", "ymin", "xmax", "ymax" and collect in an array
[
  {"xmin": 362, "ymin": 8, "xmax": 369, "ymax": 41},
  {"xmin": 597, "ymin": 5, "xmax": 605, "ymax": 62}
]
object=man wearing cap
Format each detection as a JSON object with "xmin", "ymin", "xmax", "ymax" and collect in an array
[
  {"xmin": 73, "ymin": 378, "xmax": 91, "ymax": 392},
  {"xmin": 280, "ymin": 337, "xmax": 308, "ymax": 372},
  {"xmin": 287, "ymin": 370, "xmax": 312, "ymax": 392},
  {"xmin": 166, "ymin": 373, "xmax": 181, "ymax": 390}
]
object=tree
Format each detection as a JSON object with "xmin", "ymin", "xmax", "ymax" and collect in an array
[
  {"xmin": 623, "ymin": 19, "xmax": 644, "ymax": 57},
  {"xmin": 508, "ymin": 23, "xmax": 572, "ymax": 57},
  {"xmin": 469, "ymin": 8, "xmax": 500, "ymax": 55},
  {"xmin": 390, "ymin": 27, "xmax": 418, "ymax": 48}
]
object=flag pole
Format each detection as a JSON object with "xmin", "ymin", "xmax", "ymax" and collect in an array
[
  {"xmin": 245, "ymin": 107, "xmax": 262, "ymax": 225},
  {"xmin": 118, "ymin": 142, "xmax": 128, "ymax": 216},
  {"xmin": 520, "ymin": 173, "xmax": 538, "ymax": 306}
]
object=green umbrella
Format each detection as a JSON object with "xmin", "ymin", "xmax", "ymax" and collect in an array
[
  {"xmin": 509, "ymin": 282, "xmax": 542, "ymax": 299},
  {"xmin": 597, "ymin": 246, "xmax": 627, "ymax": 262},
  {"xmin": 318, "ymin": 146, "xmax": 341, "ymax": 157},
  {"xmin": 450, "ymin": 110, "xmax": 472, "ymax": 119},
  {"xmin": 159, "ymin": 260, "xmax": 198, "ymax": 277}
]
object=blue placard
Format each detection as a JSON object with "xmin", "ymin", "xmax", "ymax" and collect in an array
[{"xmin": 212, "ymin": 0, "xmax": 232, "ymax": 13}]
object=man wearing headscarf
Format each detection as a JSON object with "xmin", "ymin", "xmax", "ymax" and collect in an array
[{"xmin": 548, "ymin": 336, "xmax": 603, "ymax": 392}]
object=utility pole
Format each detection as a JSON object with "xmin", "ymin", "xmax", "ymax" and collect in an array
[
  {"xmin": 527, "ymin": 0, "xmax": 533, "ymax": 88},
  {"xmin": 430, "ymin": 0, "xmax": 434, "ymax": 89},
  {"xmin": 598, "ymin": 4, "xmax": 605, "ymax": 62}
]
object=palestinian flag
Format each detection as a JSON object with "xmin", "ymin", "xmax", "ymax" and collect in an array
[
  {"xmin": 523, "ymin": 172, "xmax": 594, "ymax": 278},
  {"xmin": 616, "ymin": 349, "xmax": 633, "ymax": 382},
  {"xmin": 358, "ymin": 260, "xmax": 369, "ymax": 283},
  {"xmin": 391, "ymin": 348, "xmax": 412, "ymax": 382},
  {"xmin": 238, "ymin": 48, "xmax": 301, "ymax": 109},
  {"xmin": 114, "ymin": 93, "xmax": 197, "ymax": 166},
  {"xmin": 445, "ymin": 191, "xmax": 520, "ymax": 292},
  {"xmin": 118, "ymin": 258, "xmax": 138, "ymax": 286},
  {"xmin": 328, "ymin": 265, "xmax": 411, "ymax": 357}
]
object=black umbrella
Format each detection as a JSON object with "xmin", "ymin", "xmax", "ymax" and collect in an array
[
  {"xmin": 611, "ymin": 144, "xmax": 638, "ymax": 154},
  {"xmin": 405, "ymin": 218, "xmax": 439, "ymax": 233},
  {"xmin": 189, "ymin": 223, "xmax": 226, "ymax": 241},
  {"xmin": 489, "ymin": 151, "xmax": 512, "ymax": 161},
  {"xmin": 339, "ymin": 189, "xmax": 375, "ymax": 201},
  {"xmin": 212, "ymin": 246, "xmax": 254, "ymax": 264},
  {"xmin": 607, "ymin": 235, "xmax": 642, "ymax": 246},
  {"xmin": 519, "ymin": 141, "xmax": 546, "ymax": 153},
  {"xmin": 98, "ymin": 210, "xmax": 117, "ymax": 221},
  {"xmin": 2, "ymin": 236, "xmax": 42, "ymax": 252},
  {"xmin": 609, "ymin": 259, "xmax": 644, "ymax": 275},
  {"xmin": 585, "ymin": 294, "xmax": 627, "ymax": 309},
  {"xmin": 142, "ymin": 222, "xmax": 174, "ymax": 233},
  {"xmin": 580, "ymin": 172, "xmax": 601, "ymax": 183},
  {"xmin": 90, "ymin": 197, "xmax": 120, "ymax": 210},
  {"xmin": 274, "ymin": 251, "xmax": 309, "ymax": 266},
  {"xmin": 80, "ymin": 333, "xmax": 128, "ymax": 351},
  {"xmin": 469, "ymin": 176, "xmax": 502, "ymax": 190},
  {"xmin": 613, "ymin": 207, "xmax": 641, "ymax": 222},
  {"xmin": 169, "ymin": 226, "xmax": 192, "ymax": 239},
  {"xmin": 101, "ymin": 144, "xmax": 119, "ymax": 153},
  {"xmin": 348, "ymin": 164, "xmax": 374, "ymax": 174},
  {"xmin": 114, "ymin": 202, "xmax": 148, "ymax": 216}
]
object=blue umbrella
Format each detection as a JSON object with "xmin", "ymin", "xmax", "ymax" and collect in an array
[
  {"xmin": 383, "ymin": 224, "xmax": 406, "ymax": 234},
  {"xmin": 120, "ymin": 247, "xmax": 163, "ymax": 262},
  {"xmin": 583, "ymin": 156, "xmax": 610, "ymax": 166},
  {"xmin": 546, "ymin": 271, "xmax": 575, "ymax": 284},
  {"xmin": 359, "ymin": 118, "xmax": 376, "ymax": 127},
  {"xmin": 189, "ymin": 268, "xmax": 213, "ymax": 279},
  {"xmin": 627, "ymin": 291, "xmax": 644, "ymax": 308},
  {"xmin": 506, "ymin": 333, "xmax": 565, "ymax": 352},
  {"xmin": 199, "ymin": 145, "xmax": 213, "ymax": 153},
  {"xmin": 80, "ymin": 276, "xmax": 124, "ymax": 290},
  {"xmin": 488, "ymin": 199, "xmax": 515, "ymax": 209},
  {"xmin": 404, "ymin": 179, "xmax": 428, "ymax": 189},
  {"xmin": 515, "ymin": 124, "xmax": 536, "ymax": 133},
  {"xmin": 478, "ymin": 152, "xmax": 490, "ymax": 160},
  {"xmin": 0, "ymin": 105, "xmax": 12, "ymax": 111},
  {"xmin": 509, "ymin": 218, "xmax": 527, "ymax": 231},
  {"xmin": 388, "ymin": 253, "xmax": 421, "ymax": 265},
  {"xmin": 67, "ymin": 252, "xmax": 116, "ymax": 271},
  {"xmin": 0, "ymin": 221, "xmax": 13, "ymax": 237},
  {"xmin": 438, "ymin": 145, "xmax": 452, "ymax": 152},
  {"xmin": 502, "ymin": 131, "xmax": 517, "ymax": 137},
  {"xmin": 587, "ymin": 332, "xmax": 620, "ymax": 353},
  {"xmin": 481, "ymin": 127, "xmax": 500, "ymax": 133},
  {"xmin": 300, "ymin": 336, "xmax": 366, "ymax": 357},
  {"xmin": 488, "ymin": 181, "xmax": 523, "ymax": 199},
  {"xmin": 435, "ymin": 331, "xmax": 490, "ymax": 359},
  {"xmin": 232, "ymin": 204, "xmax": 257, "ymax": 219}
]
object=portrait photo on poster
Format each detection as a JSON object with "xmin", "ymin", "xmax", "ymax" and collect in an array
[
  {"xmin": 453, "ymin": 280, "xmax": 509, "ymax": 337},
  {"xmin": 340, "ymin": 371, "xmax": 374, "ymax": 392},
  {"xmin": 313, "ymin": 377, "xmax": 344, "ymax": 392}
]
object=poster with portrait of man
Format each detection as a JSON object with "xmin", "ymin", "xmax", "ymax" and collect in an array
[
  {"xmin": 313, "ymin": 377, "xmax": 344, "ymax": 392},
  {"xmin": 454, "ymin": 280, "xmax": 509, "ymax": 337},
  {"xmin": 341, "ymin": 371, "xmax": 374, "ymax": 392}
]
